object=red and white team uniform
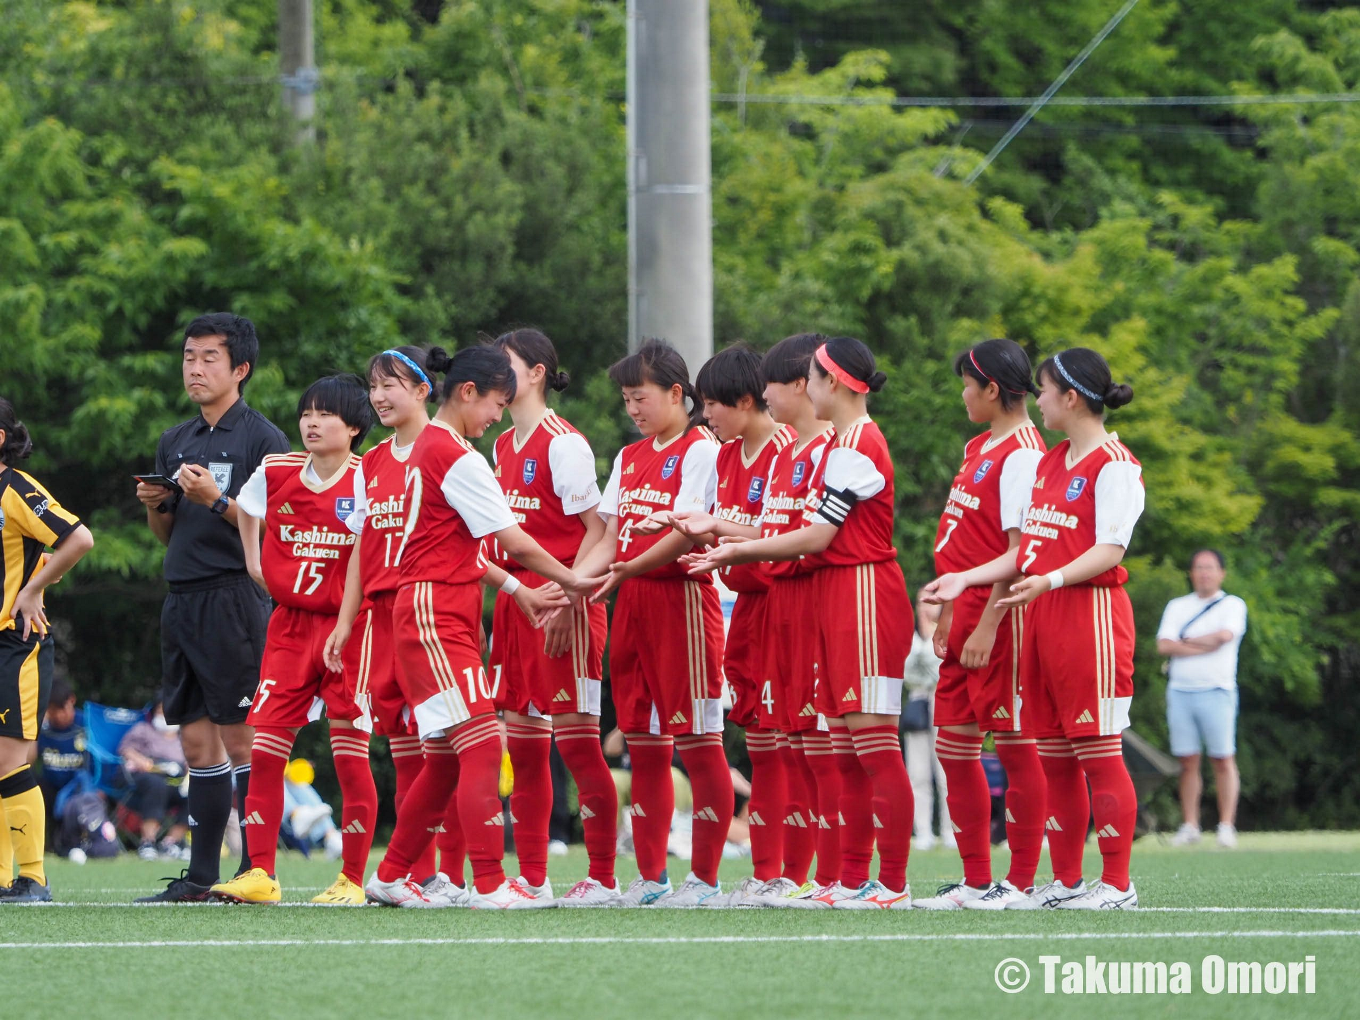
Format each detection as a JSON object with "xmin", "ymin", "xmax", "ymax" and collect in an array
[
  {"xmin": 716, "ymin": 425, "xmax": 795, "ymax": 730},
  {"xmin": 600, "ymin": 428, "xmax": 723, "ymax": 735},
  {"xmin": 1017, "ymin": 433, "xmax": 1145, "ymax": 739},
  {"xmin": 486, "ymin": 410, "xmax": 607, "ymax": 717},
  {"xmin": 237, "ymin": 452, "xmax": 362, "ymax": 728},
  {"xmin": 759, "ymin": 429, "xmax": 833, "ymax": 732},
  {"xmin": 391, "ymin": 420, "xmax": 515, "ymax": 740},
  {"xmin": 343, "ymin": 436, "xmax": 419, "ymax": 735},
  {"xmin": 803, "ymin": 417, "xmax": 912, "ymax": 717},
  {"xmin": 932, "ymin": 424, "xmax": 1046, "ymax": 732}
]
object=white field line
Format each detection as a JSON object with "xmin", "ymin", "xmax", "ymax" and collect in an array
[{"xmin": 2, "ymin": 930, "xmax": 1360, "ymax": 950}]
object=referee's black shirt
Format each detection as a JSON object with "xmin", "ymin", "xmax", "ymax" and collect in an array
[{"xmin": 154, "ymin": 398, "xmax": 290, "ymax": 585}]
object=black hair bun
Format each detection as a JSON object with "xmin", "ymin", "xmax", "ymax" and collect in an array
[
  {"xmin": 1104, "ymin": 382, "xmax": 1134, "ymax": 409},
  {"xmin": 550, "ymin": 369, "xmax": 571, "ymax": 392},
  {"xmin": 866, "ymin": 370, "xmax": 888, "ymax": 393},
  {"xmin": 426, "ymin": 346, "xmax": 453, "ymax": 375}
]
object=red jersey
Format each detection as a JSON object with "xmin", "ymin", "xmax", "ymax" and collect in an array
[
  {"xmin": 237, "ymin": 452, "xmax": 359, "ymax": 614},
  {"xmin": 803, "ymin": 417, "xmax": 899, "ymax": 567},
  {"xmin": 600, "ymin": 427, "xmax": 719, "ymax": 582},
  {"xmin": 760, "ymin": 429, "xmax": 833, "ymax": 579},
  {"xmin": 1018, "ymin": 433, "xmax": 1144, "ymax": 588},
  {"xmin": 394, "ymin": 420, "xmax": 516, "ymax": 587},
  {"xmin": 933, "ymin": 424, "xmax": 1046, "ymax": 575},
  {"xmin": 346, "ymin": 435, "xmax": 419, "ymax": 597},
  {"xmin": 714, "ymin": 424, "xmax": 795, "ymax": 592},
  {"xmin": 487, "ymin": 410, "xmax": 601, "ymax": 569}
]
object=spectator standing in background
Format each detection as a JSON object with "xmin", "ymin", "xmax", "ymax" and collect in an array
[
  {"xmin": 903, "ymin": 594, "xmax": 952, "ymax": 851},
  {"xmin": 1157, "ymin": 549, "xmax": 1248, "ymax": 848},
  {"xmin": 118, "ymin": 698, "xmax": 190, "ymax": 860}
]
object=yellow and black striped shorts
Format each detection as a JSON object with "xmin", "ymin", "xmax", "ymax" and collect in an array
[{"xmin": 0, "ymin": 628, "xmax": 53, "ymax": 741}]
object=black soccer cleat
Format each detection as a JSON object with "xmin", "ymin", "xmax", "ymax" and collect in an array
[
  {"xmin": 0, "ymin": 877, "xmax": 53, "ymax": 903},
  {"xmin": 134, "ymin": 870, "xmax": 215, "ymax": 904}
]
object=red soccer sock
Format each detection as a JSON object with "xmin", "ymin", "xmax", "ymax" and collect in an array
[
  {"xmin": 389, "ymin": 735, "xmax": 437, "ymax": 882},
  {"xmin": 625, "ymin": 735, "xmax": 675, "ymax": 883},
  {"xmin": 801, "ymin": 732, "xmax": 842, "ymax": 886},
  {"xmin": 676, "ymin": 734, "xmax": 734, "ymax": 887},
  {"xmin": 1037, "ymin": 737, "xmax": 1089, "ymax": 886},
  {"xmin": 780, "ymin": 735, "xmax": 815, "ymax": 885},
  {"xmin": 994, "ymin": 735, "xmax": 1047, "ymax": 890},
  {"xmin": 1073, "ymin": 736, "xmax": 1137, "ymax": 890},
  {"xmin": 377, "ymin": 737, "xmax": 459, "ymax": 884},
  {"xmin": 330, "ymin": 729, "xmax": 377, "ymax": 885},
  {"xmin": 744, "ymin": 727, "xmax": 786, "ymax": 882},
  {"xmin": 831, "ymin": 728, "xmax": 874, "ymax": 889},
  {"xmin": 506, "ymin": 718, "xmax": 553, "ymax": 887},
  {"xmin": 555, "ymin": 722, "xmax": 617, "ymax": 885},
  {"xmin": 435, "ymin": 761, "xmax": 465, "ymax": 885},
  {"xmin": 850, "ymin": 724, "xmax": 914, "ymax": 892},
  {"xmin": 243, "ymin": 728, "xmax": 293, "ymax": 877},
  {"xmin": 452, "ymin": 716, "xmax": 508, "ymax": 894},
  {"xmin": 935, "ymin": 731, "xmax": 991, "ymax": 888}
]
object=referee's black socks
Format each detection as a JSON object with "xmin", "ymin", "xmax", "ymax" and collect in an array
[
  {"xmin": 233, "ymin": 763, "xmax": 252, "ymax": 876},
  {"xmin": 186, "ymin": 761, "xmax": 233, "ymax": 886}
]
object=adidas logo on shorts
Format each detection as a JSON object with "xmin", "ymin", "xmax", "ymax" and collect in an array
[
  {"xmin": 553, "ymin": 690, "xmax": 572, "ymax": 703},
  {"xmin": 1096, "ymin": 823, "xmax": 1121, "ymax": 838},
  {"xmin": 799, "ymin": 704, "xmax": 816, "ymax": 717},
  {"xmin": 485, "ymin": 814, "xmax": 505, "ymax": 827},
  {"xmin": 749, "ymin": 812, "xmax": 766, "ymax": 826},
  {"xmin": 426, "ymin": 824, "xmax": 446, "ymax": 834},
  {"xmin": 630, "ymin": 805, "xmax": 646, "ymax": 818},
  {"xmin": 1045, "ymin": 816, "xmax": 1063, "ymax": 832},
  {"xmin": 579, "ymin": 805, "xmax": 595, "ymax": 820},
  {"xmin": 341, "ymin": 820, "xmax": 366, "ymax": 835},
  {"xmin": 238, "ymin": 697, "xmax": 253, "ymax": 709},
  {"xmin": 694, "ymin": 806, "xmax": 721, "ymax": 823},
  {"xmin": 242, "ymin": 811, "xmax": 264, "ymax": 825},
  {"xmin": 993, "ymin": 706, "xmax": 1010, "ymax": 720},
  {"xmin": 669, "ymin": 711, "xmax": 687, "ymax": 725},
  {"xmin": 872, "ymin": 814, "xmax": 884, "ymax": 829},
  {"xmin": 841, "ymin": 690, "xmax": 857, "ymax": 702},
  {"xmin": 817, "ymin": 814, "xmax": 831, "ymax": 829},
  {"xmin": 1005, "ymin": 808, "xmax": 1016, "ymax": 823},
  {"xmin": 1075, "ymin": 709, "xmax": 1095, "ymax": 724},
  {"xmin": 784, "ymin": 812, "xmax": 807, "ymax": 828}
]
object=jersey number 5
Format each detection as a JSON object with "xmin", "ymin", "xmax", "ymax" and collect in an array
[{"xmin": 1020, "ymin": 538, "xmax": 1043, "ymax": 573}]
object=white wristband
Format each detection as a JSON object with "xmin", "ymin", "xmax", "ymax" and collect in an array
[
  {"xmin": 499, "ymin": 574, "xmax": 522, "ymax": 596},
  {"xmin": 1045, "ymin": 570, "xmax": 1065, "ymax": 591}
]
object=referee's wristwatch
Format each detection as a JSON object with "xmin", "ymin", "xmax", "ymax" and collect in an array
[{"xmin": 210, "ymin": 494, "xmax": 230, "ymax": 515}]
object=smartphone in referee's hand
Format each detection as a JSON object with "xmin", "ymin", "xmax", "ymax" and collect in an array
[{"xmin": 133, "ymin": 473, "xmax": 183, "ymax": 493}]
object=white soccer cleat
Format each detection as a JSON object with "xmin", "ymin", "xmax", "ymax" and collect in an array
[
  {"xmin": 365, "ymin": 873, "xmax": 438, "ymax": 908},
  {"xmin": 1169, "ymin": 822, "xmax": 1202, "ymax": 847},
  {"xmin": 556, "ymin": 877, "xmax": 626, "ymax": 907},
  {"xmin": 752, "ymin": 876, "xmax": 801, "ymax": 907},
  {"xmin": 620, "ymin": 876, "xmax": 673, "ymax": 907},
  {"xmin": 912, "ymin": 880, "xmax": 989, "ymax": 910},
  {"xmin": 962, "ymin": 879, "xmax": 1032, "ymax": 911},
  {"xmin": 833, "ymin": 880, "xmax": 912, "ymax": 910},
  {"xmin": 787, "ymin": 881, "xmax": 856, "ymax": 909},
  {"xmin": 1216, "ymin": 823, "xmax": 1237, "ymax": 848},
  {"xmin": 721, "ymin": 876, "xmax": 769, "ymax": 908},
  {"xmin": 657, "ymin": 872, "xmax": 725, "ymax": 908},
  {"xmin": 1055, "ymin": 879, "xmax": 1137, "ymax": 910},
  {"xmin": 421, "ymin": 871, "xmax": 470, "ymax": 908},
  {"xmin": 514, "ymin": 877, "xmax": 557, "ymax": 908},
  {"xmin": 1006, "ymin": 878, "xmax": 1087, "ymax": 910},
  {"xmin": 467, "ymin": 877, "xmax": 542, "ymax": 910}
]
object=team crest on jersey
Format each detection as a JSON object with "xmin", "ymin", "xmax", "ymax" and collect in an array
[
  {"xmin": 792, "ymin": 461, "xmax": 806, "ymax": 486},
  {"xmin": 522, "ymin": 458, "xmax": 538, "ymax": 485},
  {"xmin": 208, "ymin": 462, "xmax": 233, "ymax": 492},
  {"xmin": 747, "ymin": 476, "xmax": 765, "ymax": 503},
  {"xmin": 661, "ymin": 454, "xmax": 679, "ymax": 479},
  {"xmin": 335, "ymin": 497, "xmax": 356, "ymax": 523},
  {"xmin": 974, "ymin": 459, "xmax": 994, "ymax": 484},
  {"xmin": 1065, "ymin": 477, "xmax": 1088, "ymax": 501}
]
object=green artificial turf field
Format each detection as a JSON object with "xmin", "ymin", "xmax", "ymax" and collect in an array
[{"xmin": 5, "ymin": 832, "xmax": 1357, "ymax": 1020}]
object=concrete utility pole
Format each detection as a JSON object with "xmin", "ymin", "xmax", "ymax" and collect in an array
[
  {"xmin": 627, "ymin": 0, "xmax": 714, "ymax": 372},
  {"xmin": 279, "ymin": 0, "xmax": 317, "ymax": 144}
]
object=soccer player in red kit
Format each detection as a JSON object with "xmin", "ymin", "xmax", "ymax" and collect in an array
[
  {"xmin": 210, "ymin": 374, "xmax": 375, "ymax": 905},
  {"xmin": 362, "ymin": 345, "xmax": 598, "ymax": 909},
  {"xmin": 484, "ymin": 329, "xmax": 621, "ymax": 907},
  {"xmin": 689, "ymin": 337, "xmax": 915, "ymax": 909},
  {"xmin": 912, "ymin": 339, "xmax": 1049, "ymax": 911},
  {"xmin": 576, "ymin": 340, "xmax": 730, "ymax": 908},
  {"xmin": 927, "ymin": 347, "xmax": 1144, "ymax": 910}
]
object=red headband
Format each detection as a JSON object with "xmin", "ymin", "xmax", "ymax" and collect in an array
[
  {"xmin": 969, "ymin": 350, "xmax": 1029, "ymax": 396},
  {"xmin": 816, "ymin": 344, "xmax": 870, "ymax": 394}
]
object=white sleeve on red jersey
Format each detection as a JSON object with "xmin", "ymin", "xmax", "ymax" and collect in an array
[
  {"xmin": 345, "ymin": 461, "xmax": 368, "ymax": 535},
  {"xmin": 236, "ymin": 464, "xmax": 268, "ymax": 520},
  {"xmin": 675, "ymin": 438, "xmax": 720, "ymax": 512},
  {"xmin": 548, "ymin": 432, "xmax": 601, "ymax": 516},
  {"xmin": 998, "ymin": 448, "xmax": 1043, "ymax": 532},
  {"xmin": 811, "ymin": 446, "xmax": 885, "ymax": 526},
  {"xmin": 598, "ymin": 451, "xmax": 624, "ymax": 518},
  {"xmin": 1093, "ymin": 461, "xmax": 1145, "ymax": 547},
  {"xmin": 439, "ymin": 454, "xmax": 518, "ymax": 539}
]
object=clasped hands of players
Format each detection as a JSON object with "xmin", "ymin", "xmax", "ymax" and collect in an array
[{"xmin": 628, "ymin": 509, "xmax": 749, "ymax": 577}]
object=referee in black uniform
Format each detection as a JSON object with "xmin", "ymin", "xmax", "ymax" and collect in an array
[{"xmin": 134, "ymin": 314, "xmax": 288, "ymax": 902}]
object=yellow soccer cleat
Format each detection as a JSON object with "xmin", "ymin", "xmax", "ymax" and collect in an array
[
  {"xmin": 210, "ymin": 867, "xmax": 281, "ymax": 904},
  {"xmin": 312, "ymin": 873, "xmax": 367, "ymax": 906}
]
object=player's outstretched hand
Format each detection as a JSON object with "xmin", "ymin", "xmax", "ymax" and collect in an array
[
  {"xmin": 685, "ymin": 541, "xmax": 739, "ymax": 576},
  {"xmin": 668, "ymin": 510, "xmax": 720, "ymax": 539},
  {"xmin": 629, "ymin": 511, "xmax": 675, "ymax": 536},
  {"xmin": 921, "ymin": 573, "xmax": 966, "ymax": 605},
  {"xmin": 323, "ymin": 620, "xmax": 351, "ymax": 673},
  {"xmin": 514, "ymin": 582, "xmax": 570, "ymax": 628},
  {"xmin": 590, "ymin": 562, "xmax": 631, "ymax": 603},
  {"xmin": 995, "ymin": 575, "xmax": 1048, "ymax": 610}
]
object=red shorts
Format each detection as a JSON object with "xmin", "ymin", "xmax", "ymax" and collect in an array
[
  {"xmin": 933, "ymin": 586, "xmax": 1028, "ymax": 732},
  {"xmin": 1023, "ymin": 585, "xmax": 1135, "ymax": 739},
  {"xmin": 766, "ymin": 576, "xmax": 822, "ymax": 732},
  {"xmin": 249, "ymin": 605, "xmax": 361, "ymax": 729},
  {"xmin": 812, "ymin": 562, "xmax": 911, "ymax": 719},
  {"xmin": 344, "ymin": 592, "xmax": 410, "ymax": 736},
  {"xmin": 490, "ymin": 569, "xmax": 607, "ymax": 717},
  {"xmin": 609, "ymin": 576, "xmax": 724, "ymax": 736},
  {"xmin": 724, "ymin": 591, "xmax": 773, "ymax": 729},
  {"xmin": 393, "ymin": 581, "xmax": 492, "ymax": 739}
]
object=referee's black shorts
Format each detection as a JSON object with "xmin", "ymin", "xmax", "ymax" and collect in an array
[
  {"xmin": 161, "ymin": 572, "xmax": 272, "ymax": 727},
  {"xmin": 0, "ymin": 626, "xmax": 54, "ymax": 741}
]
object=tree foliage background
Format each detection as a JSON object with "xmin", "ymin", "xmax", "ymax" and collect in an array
[{"xmin": 3, "ymin": 0, "xmax": 1357, "ymax": 828}]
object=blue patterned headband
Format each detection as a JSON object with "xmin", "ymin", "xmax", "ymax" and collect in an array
[
  {"xmin": 1052, "ymin": 353, "xmax": 1101, "ymax": 404},
  {"xmin": 382, "ymin": 349, "xmax": 431, "ymax": 390}
]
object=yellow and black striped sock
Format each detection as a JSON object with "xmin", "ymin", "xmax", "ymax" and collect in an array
[{"xmin": 0, "ymin": 765, "xmax": 46, "ymax": 886}]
